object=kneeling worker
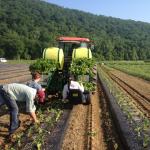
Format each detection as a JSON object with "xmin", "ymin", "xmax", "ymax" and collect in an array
[
  {"xmin": 27, "ymin": 71, "xmax": 45, "ymax": 92},
  {"xmin": 0, "ymin": 83, "xmax": 44, "ymax": 135},
  {"xmin": 62, "ymin": 75, "xmax": 86, "ymax": 103},
  {"xmin": 27, "ymin": 71, "xmax": 45, "ymax": 103}
]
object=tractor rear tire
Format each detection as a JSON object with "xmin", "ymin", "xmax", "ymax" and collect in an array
[{"xmin": 85, "ymin": 93, "xmax": 91, "ymax": 105}]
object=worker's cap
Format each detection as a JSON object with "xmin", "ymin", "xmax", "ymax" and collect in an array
[{"xmin": 37, "ymin": 90, "xmax": 45, "ymax": 103}]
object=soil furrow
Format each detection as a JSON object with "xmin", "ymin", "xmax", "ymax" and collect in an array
[{"xmin": 102, "ymin": 66, "xmax": 150, "ymax": 117}]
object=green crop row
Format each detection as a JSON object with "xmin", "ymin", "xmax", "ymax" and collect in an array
[{"xmin": 70, "ymin": 58, "xmax": 95, "ymax": 77}]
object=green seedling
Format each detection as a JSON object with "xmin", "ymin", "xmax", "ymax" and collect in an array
[{"xmin": 143, "ymin": 134, "xmax": 150, "ymax": 148}]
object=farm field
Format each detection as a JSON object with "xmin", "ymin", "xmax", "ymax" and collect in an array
[
  {"xmin": 101, "ymin": 62, "xmax": 150, "ymax": 100},
  {"xmin": 99, "ymin": 62, "xmax": 150, "ymax": 149},
  {"xmin": 0, "ymin": 61, "xmax": 150, "ymax": 149},
  {"xmin": 0, "ymin": 63, "xmax": 70, "ymax": 149},
  {"xmin": 104, "ymin": 61, "xmax": 150, "ymax": 81},
  {"xmin": 6, "ymin": 60, "xmax": 35, "ymax": 65},
  {"xmin": 0, "ymin": 63, "xmax": 118, "ymax": 149}
]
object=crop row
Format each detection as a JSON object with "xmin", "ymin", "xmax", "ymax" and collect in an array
[
  {"xmin": 103, "ymin": 61, "xmax": 150, "ymax": 81},
  {"xmin": 98, "ymin": 65, "xmax": 150, "ymax": 148}
]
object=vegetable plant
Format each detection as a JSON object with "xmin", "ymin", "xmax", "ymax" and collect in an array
[
  {"xmin": 29, "ymin": 59, "xmax": 57, "ymax": 74},
  {"xmin": 69, "ymin": 58, "xmax": 96, "ymax": 91},
  {"xmin": 70, "ymin": 58, "xmax": 95, "ymax": 77}
]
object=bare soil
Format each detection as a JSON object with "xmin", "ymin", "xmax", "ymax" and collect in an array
[
  {"xmin": 61, "ymin": 84, "xmax": 124, "ymax": 150},
  {"xmin": 61, "ymin": 89, "xmax": 106, "ymax": 150},
  {"xmin": 110, "ymin": 69, "xmax": 150, "ymax": 100},
  {"xmin": 0, "ymin": 63, "xmax": 31, "ymax": 84}
]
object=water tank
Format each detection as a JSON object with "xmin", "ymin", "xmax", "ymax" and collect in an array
[
  {"xmin": 72, "ymin": 47, "xmax": 92, "ymax": 59},
  {"xmin": 43, "ymin": 47, "xmax": 64, "ymax": 70}
]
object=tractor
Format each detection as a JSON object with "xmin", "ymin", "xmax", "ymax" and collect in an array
[{"xmin": 41, "ymin": 36, "xmax": 96, "ymax": 104}]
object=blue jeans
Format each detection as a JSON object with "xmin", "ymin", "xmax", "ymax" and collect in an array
[{"xmin": 0, "ymin": 88, "xmax": 19, "ymax": 134}]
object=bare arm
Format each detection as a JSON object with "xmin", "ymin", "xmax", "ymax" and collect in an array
[
  {"xmin": 42, "ymin": 88, "xmax": 45, "ymax": 91},
  {"xmin": 29, "ymin": 112, "xmax": 39, "ymax": 123}
]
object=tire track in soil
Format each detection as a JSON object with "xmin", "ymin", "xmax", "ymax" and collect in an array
[
  {"xmin": 61, "ymin": 104, "xmax": 89, "ymax": 150},
  {"xmin": 61, "ymin": 89, "xmax": 106, "ymax": 150}
]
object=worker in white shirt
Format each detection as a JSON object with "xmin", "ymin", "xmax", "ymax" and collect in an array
[
  {"xmin": 62, "ymin": 75, "xmax": 86, "ymax": 103},
  {"xmin": 0, "ymin": 83, "xmax": 44, "ymax": 135}
]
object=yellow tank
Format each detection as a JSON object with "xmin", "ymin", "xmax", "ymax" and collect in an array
[
  {"xmin": 72, "ymin": 47, "xmax": 92, "ymax": 59},
  {"xmin": 43, "ymin": 47, "xmax": 64, "ymax": 70}
]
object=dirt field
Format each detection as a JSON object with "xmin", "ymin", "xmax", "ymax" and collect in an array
[
  {"xmin": 61, "ymin": 89, "xmax": 106, "ymax": 150},
  {"xmin": 0, "ymin": 64, "xmax": 150, "ymax": 149},
  {"xmin": 110, "ymin": 69, "xmax": 150, "ymax": 100}
]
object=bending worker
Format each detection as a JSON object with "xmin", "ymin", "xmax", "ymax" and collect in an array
[{"xmin": 0, "ymin": 83, "xmax": 44, "ymax": 135}]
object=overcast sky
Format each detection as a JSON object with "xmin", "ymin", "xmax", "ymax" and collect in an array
[{"xmin": 44, "ymin": 0, "xmax": 150, "ymax": 23}]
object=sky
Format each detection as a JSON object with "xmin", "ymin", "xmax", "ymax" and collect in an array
[{"xmin": 44, "ymin": 0, "xmax": 150, "ymax": 23}]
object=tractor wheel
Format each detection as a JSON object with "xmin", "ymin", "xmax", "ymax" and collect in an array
[
  {"xmin": 85, "ymin": 93, "xmax": 91, "ymax": 105},
  {"xmin": 58, "ymin": 92, "xmax": 63, "ymax": 99}
]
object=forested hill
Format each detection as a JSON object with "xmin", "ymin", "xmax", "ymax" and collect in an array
[{"xmin": 0, "ymin": 0, "xmax": 150, "ymax": 60}]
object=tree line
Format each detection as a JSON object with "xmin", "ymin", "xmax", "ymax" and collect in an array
[{"xmin": 0, "ymin": 0, "xmax": 150, "ymax": 60}]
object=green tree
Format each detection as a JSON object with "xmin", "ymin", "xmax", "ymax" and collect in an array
[
  {"xmin": 132, "ymin": 48, "xmax": 138, "ymax": 60},
  {"xmin": 0, "ymin": 48, "xmax": 5, "ymax": 57},
  {"xmin": 0, "ymin": 31, "xmax": 24, "ymax": 59},
  {"xmin": 0, "ymin": 0, "xmax": 150, "ymax": 60}
]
